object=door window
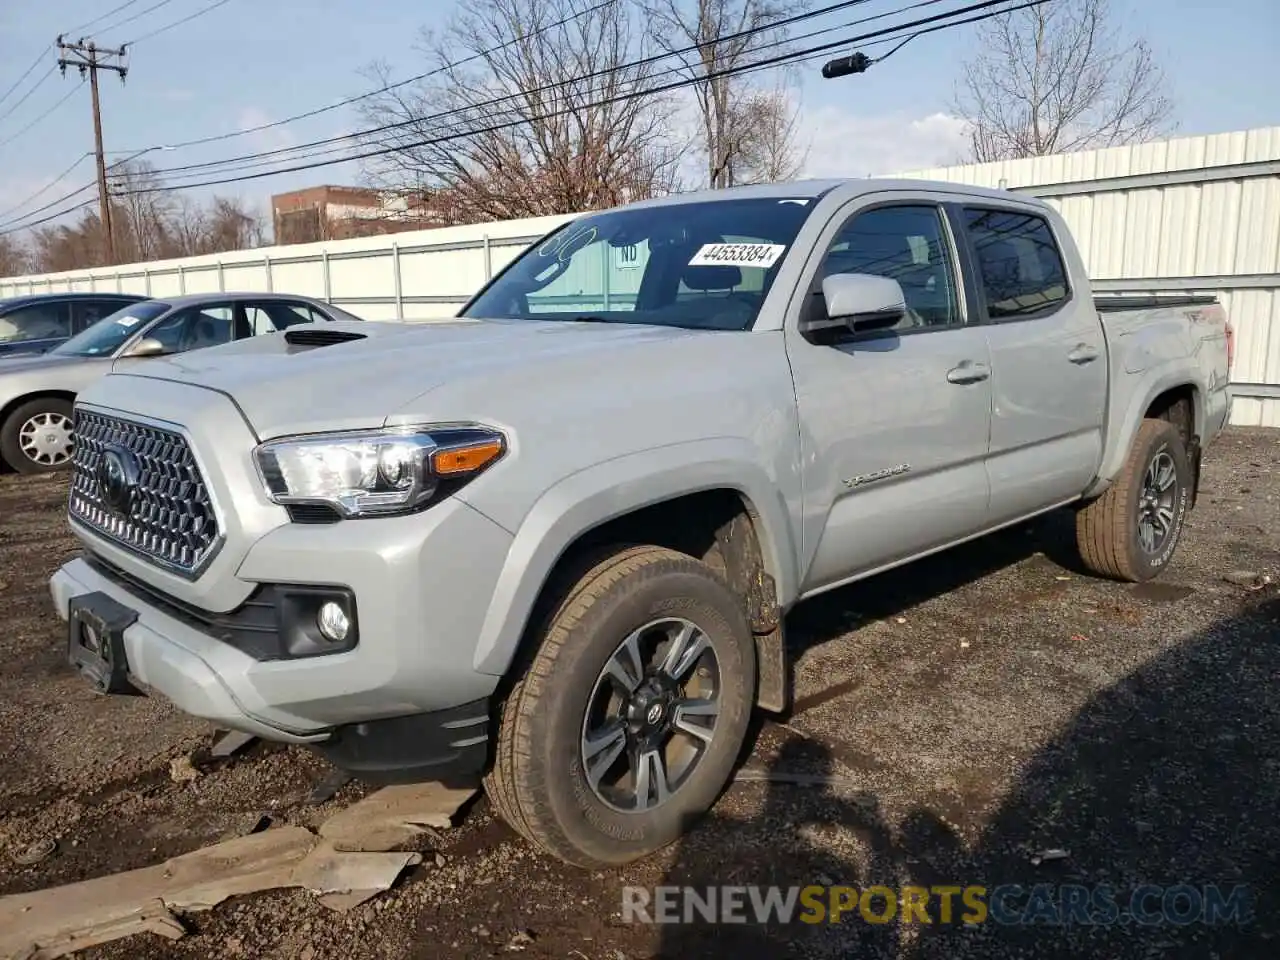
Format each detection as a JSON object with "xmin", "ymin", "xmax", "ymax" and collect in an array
[
  {"xmin": 816, "ymin": 205, "xmax": 961, "ymax": 332},
  {"xmin": 244, "ymin": 301, "xmax": 320, "ymax": 335},
  {"xmin": 0, "ymin": 302, "xmax": 70, "ymax": 343},
  {"xmin": 963, "ymin": 208, "xmax": 1069, "ymax": 320},
  {"xmin": 72, "ymin": 300, "xmax": 122, "ymax": 332},
  {"xmin": 145, "ymin": 304, "xmax": 235, "ymax": 354}
]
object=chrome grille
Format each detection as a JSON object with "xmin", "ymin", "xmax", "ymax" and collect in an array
[{"xmin": 68, "ymin": 410, "xmax": 221, "ymax": 576}]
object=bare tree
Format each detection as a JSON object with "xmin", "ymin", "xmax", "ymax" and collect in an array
[
  {"xmin": 732, "ymin": 85, "xmax": 808, "ymax": 184},
  {"xmin": 356, "ymin": 0, "xmax": 685, "ymax": 224},
  {"xmin": 641, "ymin": 0, "xmax": 808, "ymax": 188},
  {"xmin": 954, "ymin": 0, "xmax": 1174, "ymax": 162},
  {"xmin": 0, "ymin": 235, "xmax": 30, "ymax": 278},
  {"xmin": 109, "ymin": 162, "xmax": 180, "ymax": 263}
]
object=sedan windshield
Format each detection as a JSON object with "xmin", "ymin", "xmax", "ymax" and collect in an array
[
  {"xmin": 53, "ymin": 301, "xmax": 170, "ymax": 357},
  {"xmin": 461, "ymin": 197, "xmax": 816, "ymax": 331}
]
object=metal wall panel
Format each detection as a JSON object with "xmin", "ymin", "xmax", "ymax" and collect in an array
[{"xmin": 3, "ymin": 130, "xmax": 1278, "ymax": 423}]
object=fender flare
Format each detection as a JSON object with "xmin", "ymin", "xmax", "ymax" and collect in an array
[
  {"xmin": 469, "ymin": 439, "xmax": 799, "ymax": 677},
  {"xmin": 1086, "ymin": 362, "xmax": 1202, "ymax": 499}
]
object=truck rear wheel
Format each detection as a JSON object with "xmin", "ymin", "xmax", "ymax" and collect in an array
[
  {"xmin": 484, "ymin": 545, "xmax": 756, "ymax": 867},
  {"xmin": 1075, "ymin": 418, "xmax": 1192, "ymax": 582}
]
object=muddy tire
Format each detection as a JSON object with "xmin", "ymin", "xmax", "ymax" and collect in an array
[
  {"xmin": 484, "ymin": 545, "xmax": 756, "ymax": 868},
  {"xmin": 1075, "ymin": 418, "xmax": 1192, "ymax": 582},
  {"xmin": 0, "ymin": 397, "xmax": 75, "ymax": 474}
]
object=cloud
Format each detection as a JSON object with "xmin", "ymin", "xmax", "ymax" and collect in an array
[
  {"xmin": 236, "ymin": 106, "xmax": 297, "ymax": 154},
  {"xmin": 796, "ymin": 107, "xmax": 972, "ymax": 178}
]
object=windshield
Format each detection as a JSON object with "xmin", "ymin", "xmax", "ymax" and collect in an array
[
  {"xmin": 461, "ymin": 197, "xmax": 816, "ymax": 331},
  {"xmin": 53, "ymin": 301, "xmax": 170, "ymax": 357}
]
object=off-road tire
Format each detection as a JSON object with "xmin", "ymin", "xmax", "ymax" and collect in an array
[
  {"xmin": 0, "ymin": 397, "xmax": 75, "ymax": 475},
  {"xmin": 1076, "ymin": 418, "xmax": 1192, "ymax": 582},
  {"xmin": 483, "ymin": 545, "xmax": 756, "ymax": 868}
]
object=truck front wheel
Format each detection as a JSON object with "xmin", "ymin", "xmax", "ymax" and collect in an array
[
  {"xmin": 484, "ymin": 545, "xmax": 757, "ymax": 867},
  {"xmin": 1075, "ymin": 418, "xmax": 1192, "ymax": 582}
]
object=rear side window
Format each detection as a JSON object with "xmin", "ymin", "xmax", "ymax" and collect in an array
[
  {"xmin": 964, "ymin": 209, "xmax": 1069, "ymax": 320},
  {"xmin": 0, "ymin": 302, "xmax": 70, "ymax": 343}
]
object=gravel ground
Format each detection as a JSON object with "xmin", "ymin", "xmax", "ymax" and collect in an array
[{"xmin": 1, "ymin": 427, "xmax": 1277, "ymax": 959}]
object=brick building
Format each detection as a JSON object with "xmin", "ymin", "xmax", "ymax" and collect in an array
[{"xmin": 271, "ymin": 185, "xmax": 442, "ymax": 245}]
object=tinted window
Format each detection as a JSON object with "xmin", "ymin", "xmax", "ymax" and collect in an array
[
  {"xmin": 245, "ymin": 301, "xmax": 318, "ymax": 335},
  {"xmin": 54, "ymin": 301, "xmax": 171, "ymax": 356},
  {"xmin": 463, "ymin": 198, "xmax": 816, "ymax": 331},
  {"xmin": 72, "ymin": 299, "xmax": 128, "ymax": 331},
  {"xmin": 147, "ymin": 305, "xmax": 235, "ymax": 354},
  {"xmin": 0, "ymin": 302, "xmax": 70, "ymax": 343},
  {"xmin": 964, "ymin": 208, "xmax": 1069, "ymax": 319},
  {"xmin": 817, "ymin": 205, "xmax": 960, "ymax": 331}
]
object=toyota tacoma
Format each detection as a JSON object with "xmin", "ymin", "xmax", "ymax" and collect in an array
[{"xmin": 50, "ymin": 178, "xmax": 1233, "ymax": 867}]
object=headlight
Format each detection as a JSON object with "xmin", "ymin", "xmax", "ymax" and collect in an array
[{"xmin": 254, "ymin": 425, "xmax": 506, "ymax": 518}]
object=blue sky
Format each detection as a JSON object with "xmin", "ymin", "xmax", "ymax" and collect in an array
[{"xmin": 1, "ymin": 0, "xmax": 1277, "ymax": 233}]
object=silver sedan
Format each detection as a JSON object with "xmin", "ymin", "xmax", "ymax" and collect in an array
[{"xmin": 0, "ymin": 292, "xmax": 366, "ymax": 474}]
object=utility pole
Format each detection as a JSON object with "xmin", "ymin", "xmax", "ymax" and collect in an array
[{"xmin": 56, "ymin": 36, "xmax": 128, "ymax": 265}]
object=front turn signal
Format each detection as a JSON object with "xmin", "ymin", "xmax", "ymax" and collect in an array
[{"xmin": 430, "ymin": 438, "xmax": 506, "ymax": 476}]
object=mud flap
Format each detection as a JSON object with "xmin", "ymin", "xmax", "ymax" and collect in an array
[
  {"xmin": 1188, "ymin": 435, "xmax": 1202, "ymax": 509},
  {"xmin": 754, "ymin": 625, "xmax": 789, "ymax": 714}
]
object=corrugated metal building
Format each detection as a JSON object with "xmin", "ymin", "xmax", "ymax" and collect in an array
[
  {"xmin": 2, "ymin": 126, "xmax": 1277, "ymax": 424},
  {"xmin": 894, "ymin": 126, "xmax": 1280, "ymax": 426}
]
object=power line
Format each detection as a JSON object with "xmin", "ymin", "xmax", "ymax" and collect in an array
[
  {"xmin": 96, "ymin": 0, "xmax": 181, "ymax": 36},
  {"xmin": 141, "ymin": 0, "xmax": 902, "ymax": 179},
  {"xmin": 0, "ymin": 78, "xmax": 84, "ymax": 151},
  {"xmin": 0, "ymin": 49, "xmax": 49, "ymax": 111},
  {"xmin": 151, "ymin": 1, "xmax": 943, "ymax": 186},
  {"xmin": 112, "ymin": 0, "xmax": 616, "ymax": 155},
  {"xmin": 2, "ymin": 0, "xmax": 1047, "ymax": 234},
  {"xmin": 0, "ymin": 64, "xmax": 56, "ymax": 125},
  {"xmin": 125, "ymin": 0, "xmax": 236, "ymax": 44},
  {"xmin": 0, "ymin": 149, "xmax": 156, "ymax": 233},
  {"xmin": 63, "ymin": 0, "xmax": 147, "ymax": 37},
  {"xmin": 0, "ymin": 153, "xmax": 90, "ymax": 221},
  {"xmin": 123, "ymin": 0, "xmax": 1049, "ymax": 196}
]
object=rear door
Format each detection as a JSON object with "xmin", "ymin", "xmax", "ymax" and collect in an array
[
  {"xmin": 784, "ymin": 195, "xmax": 994, "ymax": 593},
  {"xmin": 954, "ymin": 204, "xmax": 1107, "ymax": 523}
]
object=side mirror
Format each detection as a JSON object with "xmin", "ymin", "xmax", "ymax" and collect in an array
[
  {"xmin": 803, "ymin": 273, "xmax": 907, "ymax": 335},
  {"xmin": 123, "ymin": 337, "xmax": 167, "ymax": 358}
]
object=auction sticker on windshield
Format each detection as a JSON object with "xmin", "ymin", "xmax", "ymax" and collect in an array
[{"xmin": 689, "ymin": 243, "xmax": 786, "ymax": 268}]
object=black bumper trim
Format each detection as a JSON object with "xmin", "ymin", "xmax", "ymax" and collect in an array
[{"xmin": 312, "ymin": 697, "xmax": 491, "ymax": 786}]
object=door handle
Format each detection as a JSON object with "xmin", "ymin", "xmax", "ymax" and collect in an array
[
  {"xmin": 946, "ymin": 360, "xmax": 990, "ymax": 384},
  {"xmin": 1068, "ymin": 343, "xmax": 1099, "ymax": 364}
]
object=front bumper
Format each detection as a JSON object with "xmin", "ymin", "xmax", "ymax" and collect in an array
[{"xmin": 51, "ymin": 493, "xmax": 514, "ymax": 751}]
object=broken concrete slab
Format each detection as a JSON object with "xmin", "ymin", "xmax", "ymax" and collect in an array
[
  {"xmin": 0, "ymin": 826, "xmax": 420, "ymax": 960},
  {"xmin": 317, "ymin": 781, "xmax": 478, "ymax": 852}
]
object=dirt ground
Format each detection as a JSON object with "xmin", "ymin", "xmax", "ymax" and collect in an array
[{"xmin": 1, "ymin": 428, "xmax": 1277, "ymax": 960}]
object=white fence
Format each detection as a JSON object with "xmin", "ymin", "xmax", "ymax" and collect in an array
[{"xmin": 4, "ymin": 125, "xmax": 1279, "ymax": 425}]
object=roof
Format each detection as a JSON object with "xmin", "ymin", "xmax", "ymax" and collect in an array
[
  {"xmin": 152, "ymin": 291, "xmax": 330, "ymax": 308},
  {"xmin": 616, "ymin": 176, "xmax": 1046, "ymax": 211},
  {"xmin": 0, "ymin": 291, "xmax": 147, "ymax": 308}
]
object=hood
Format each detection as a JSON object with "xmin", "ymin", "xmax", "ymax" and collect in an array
[
  {"xmin": 0, "ymin": 352, "xmax": 88, "ymax": 374},
  {"xmin": 111, "ymin": 319, "xmax": 708, "ymax": 439}
]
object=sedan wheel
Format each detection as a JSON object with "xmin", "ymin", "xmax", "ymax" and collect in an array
[{"xmin": 1, "ymin": 397, "xmax": 77, "ymax": 474}]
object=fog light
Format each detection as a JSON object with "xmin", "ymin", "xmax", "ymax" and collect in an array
[{"xmin": 316, "ymin": 601, "xmax": 351, "ymax": 643}]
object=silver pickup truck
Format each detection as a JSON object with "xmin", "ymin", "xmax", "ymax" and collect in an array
[{"xmin": 50, "ymin": 178, "xmax": 1233, "ymax": 868}]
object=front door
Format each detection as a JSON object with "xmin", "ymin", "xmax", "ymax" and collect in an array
[
  {"xmin": 784, "ymin": 198, "xmax": 994, "ymax": 595},
  {"xmin": 955, "ymin": 205, "xmax": 1107, "ymax": 524}
]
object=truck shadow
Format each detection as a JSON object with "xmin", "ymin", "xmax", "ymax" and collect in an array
[
  {"xmin": 652, "ymin": 596, "xmax": 1279, "ymax": 958},
  {"xmin": 783, "ymin": 505, "xmax": 1086, "ymax": 659}
]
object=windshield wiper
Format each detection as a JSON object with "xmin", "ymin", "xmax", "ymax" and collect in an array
[{"xmin": 567, "ymin": 315, "xmax": 619, "ymax": 324}]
